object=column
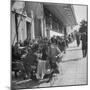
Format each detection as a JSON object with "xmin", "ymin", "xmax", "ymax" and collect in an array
[
  {"xmin": 31, "ymin": 10, "xmax": 35, "ymax": 40},
  {"xmin": 11, "ymin": 13, "xmax": 17, "ymax": 45},
  {"xmin": 43, "ymin": 18, "xmax": 47, "ymax": 37},
  {"xmin": 64, "ymin": 26, "xmax": 67, "ymax": 53},
  {"xmin": 15, "ymin": 13, "xmax": 18, "ymax": 43},
  {"xmin": 41, "ymin": 18, "xmax": 44, "ymax": 38}
]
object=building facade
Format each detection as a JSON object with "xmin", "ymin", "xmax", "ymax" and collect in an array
[{"xmin": 11, "ymin": 1, "xmax": 77, "ymax": 45}]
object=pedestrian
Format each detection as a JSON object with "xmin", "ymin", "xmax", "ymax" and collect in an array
[
  {"xmin": 80, "ymin": 32, "xmax": 87, "ymax": 57},
  {"xmin": 66, "ymin": 38, "xmax": 69, "ymax": 47},
  {"xmin": 62, "ymin": 39, "xmax": 66, "ymax": 53},
  {"xmin": 71, "ymin": 33, "xmax": 74, "ymax": 41},
  {"xmin": 75, "ymin": 31, "xmax": 80, "ymax": 47},
  {"xmin": 68, "ymin": 34, "xmax": 71, "ymax": 43}
]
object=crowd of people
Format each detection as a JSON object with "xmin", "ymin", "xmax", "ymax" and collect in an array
[
  {"xmin": 12, "ymin": 34, "xmax": 75, "ymax": 80},
  {"xmin": 12, "ymin": 31, "xmax": 82, "ymax": 81}
]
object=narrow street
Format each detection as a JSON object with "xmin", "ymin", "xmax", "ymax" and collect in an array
[{"xmin": 12, "ymin": 41, "xmax": 88, "ymax": 89}]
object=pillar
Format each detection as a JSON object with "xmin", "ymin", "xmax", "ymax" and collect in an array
[
  {"xmin": 64, "ymin": 26, "xmax": 67, "ymax": 53},
  {"xmin": 41, "ymin": 18, "xmax": 44, "ymax": 38},
  {"xmin": 31, "ymin": 10, "xmax": 35, "ymax": 40},
  {"xmin": 43, "ymin": 18, "xmax": 47, "ymax": 37}
]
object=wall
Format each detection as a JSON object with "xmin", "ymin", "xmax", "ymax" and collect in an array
[
  {"xmin": 50, "ymin": 30, "xmax": 64, "ymax": 38},
  {"xmin": 66, "ymin": 26, "xmax": 73, "ymax": 35},
  {"xmin": 11, "ymin": 1, "xmax": 31, "ymax": 44},
  {"xmin": 11, "ymin": 13, "xmax": 17, "ymax": 45},
  {"xmin": 17, "ymin": 16, "xmax": 27, "ymax": 42}
]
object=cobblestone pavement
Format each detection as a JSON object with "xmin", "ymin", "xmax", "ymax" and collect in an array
[{"xmin": 12, "ymin": 41, "xmax": 88, "ymax": 89}]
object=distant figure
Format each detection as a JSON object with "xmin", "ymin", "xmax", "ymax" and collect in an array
[
  {"xmin": 66, "ymin": 38, "xmax": 69, "ymax": 47},
  {"xmin": 71, "ymin": 33, "xmax": 74, "ymax": 41},
  {"xmin": 80, "ymin": 32, "xmax": 87, "ymax": 57},
  {"xmin": 68, "ymin": 34, "xmax": 71, "ymax": 43},
  {"xmin": 75, "ymin": 31, "xmax": 80, "ymax": 47},
  {"xmin": 79, "ymin": 20, "xmax": 87, "ymax": 57}
]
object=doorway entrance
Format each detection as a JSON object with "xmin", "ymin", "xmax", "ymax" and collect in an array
[{"xmin": 26, "ymin": 21, "xmax": 31, "ymax": 41}]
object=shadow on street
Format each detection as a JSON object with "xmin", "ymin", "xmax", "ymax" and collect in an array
[{"xmin": 62, "ymin": 57, "xmax": 83, "ymax": 63}]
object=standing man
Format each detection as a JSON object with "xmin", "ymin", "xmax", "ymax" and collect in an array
[
  {"xmin": 47, "ymin": 38, "xmax": 62, "ymax": 73},
  {"xmin": 80, "ymin": 32, "xmax": 87, "ymax": 57},
  {"xmin": 75, "ymin": 31, "xmax": 80, "ymax": 47},
  {"xmin": 79, "ymin": 20, "xmax": 87, "ymax": 57}
]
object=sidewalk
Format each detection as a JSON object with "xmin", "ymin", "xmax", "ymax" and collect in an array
[
  {"xmin": 63, "ymin": 40, "xmax": 83, "ymax": 62},
  {"xmin": 66, "ymin": 40, "xmax": 82, "ymax": 50},
  {"xmin": 55, "ymin": 41, "xmax": 88, "ymax": 86},
  {"xmin": 38, "ymin": 41, "xmax": 88, "ymax": 87},
  {"xmin": 12, "ymin": 41, "xmax": 88, "ymax": 89}
]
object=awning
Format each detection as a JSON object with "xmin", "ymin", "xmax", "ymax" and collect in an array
[
  {"xmin": 50, "ymin": 30, "xmax": 64, "ymax": 38},
  {"xmin": 44, "ymin": 3, "xmax": 77, "ymax": 26}
]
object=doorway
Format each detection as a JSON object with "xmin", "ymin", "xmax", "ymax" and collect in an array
[{"xmin": 26, "ymin": 21, "xmax": 31, "ymax": 41}]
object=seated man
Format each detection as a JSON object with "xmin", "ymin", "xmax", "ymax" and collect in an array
[{"xmin": 23, "ymin": 45, "xmax": 38, "ymax": 78}]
